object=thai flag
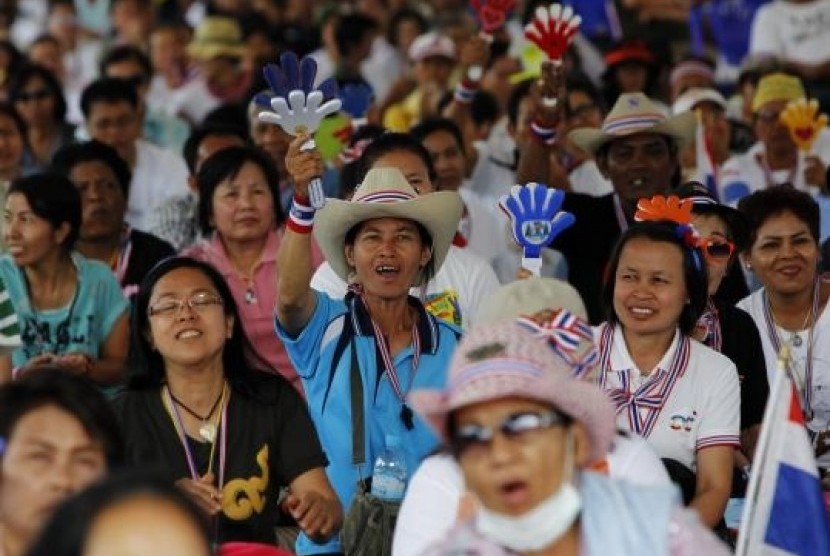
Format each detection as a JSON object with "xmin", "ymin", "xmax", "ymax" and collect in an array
[
  {"xmin": 736, "ymin": 357, "xmax": 830, "ymax": 556},
  {"xmin": 695, "ymin": 109, "xmax": 719, "ymax": 201}
]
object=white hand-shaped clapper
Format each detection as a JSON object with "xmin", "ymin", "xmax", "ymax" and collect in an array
[{"xmin": 255, "ymin": 52, "xmax": 342, "ymax": 209}]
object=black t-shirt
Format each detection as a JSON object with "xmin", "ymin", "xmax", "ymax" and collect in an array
[
  {"xmin": 551, "ymin": 193, "xmax": 622, "ymax": 324},
  {"xmin": 715, "ymin": 299, "xmax": 770, "ymax": 430},
  {"xmin": 122, "ymin": 230, "xmax": 175, "ymax": 297},
  {"xmin": 111, "ymin": 377, "xmax": 328, "ymax": 544}
]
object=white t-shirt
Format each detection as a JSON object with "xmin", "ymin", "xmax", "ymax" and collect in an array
[
  {"xmin": 392, "ymin": 434, "xmax": 670, "ymax": 556},
  {"xmin": 750, "ymin": 0, "xmax": 830, "ymax": 65},
  {"xmin": 127, "ymin": 140, "xmax": 190, "ymax": 233},
  {"xmin": 738, "ymin": 288, "xmax": 830, "ymax": 467},
  {"xmin": 595, "ymin": 325, "xmax": 741, "ymax": 471},
  {"xmin": 165, "ymin": 77, "xmax": 221, "ymax": 126},
  {"xmin": 569, "ymin": 159, "xmax": 614, "ymax": 197},
  {"xmin": 469, "ymin": 119, "xmax": 517, "ymax": 210},
  {"xmin": 310, "ymin": 246, "xmax": 500, "ymax": 331},
  {"xmin": 457, "ymin": 185, "xmax": 510, "ymax": 265},
  {"xmin": 718, "ymin": 130, "xmax": 830, "ymax": 206}
]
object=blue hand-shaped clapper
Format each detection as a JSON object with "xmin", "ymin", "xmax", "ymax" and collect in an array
[
  {"xmin": 255, "ymin": 52, "xmax": 342, "ymax": 209},
  {"xmin": 339, "ymin": 83, "xmax": 374, "ymax": 129},
  {"xmin": 498, "ymin": 183, "xmax": 575, "ymax": 276}
]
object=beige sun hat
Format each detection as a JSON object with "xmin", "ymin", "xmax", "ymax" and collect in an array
[
  {"xmin": 569, "ymin": 92, "xmax": 697, "ymax": 155},
  {"xmin": 474, "ymin": 277, "xmax": 587, "ymax": 325},
  {"xmin": 187, "ymin": 17, "xmax": 247, "ymax": 60},
  {"xmin": 313, "ymin": 167, "xmax": 463, "ymax": 286}
]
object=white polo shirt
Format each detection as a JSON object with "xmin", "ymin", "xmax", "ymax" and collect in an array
[
  {"xmin": 310, "ymin": 246, "xmax": 501, "ymax": 332},
  {"xmin": 595, "ymin": 325, "xmax": 741, "ymax": 471},
  {"xmin": 738, "ymin": 287, "xmax": 830, "ymax": 468}
]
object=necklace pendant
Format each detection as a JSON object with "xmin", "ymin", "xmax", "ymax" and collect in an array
[
  {"xmin": 199, "ymin": 423, "xmax": 217, "ymax": 442},
  {"xmin": 792, "ymin": 333, "xmax": 803, "ymax": 347},
  {"xmin": 244, "ymin": 288, "xmax": 257, "ymax": 304}
]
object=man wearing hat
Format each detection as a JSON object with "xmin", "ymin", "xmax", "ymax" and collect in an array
[
  {"xmin": 168, "ymin": 17, "xmax": 251, "ymax": 126},
  {"xmin": 720, "ymin": 73, "xmax": 830, "ymax": 205},
  {"xmin": 383, "ymin": 31, "xmax": 457, "ymax": 132},
  {"xmin": 519, "ymin": 75, "xmax": 696, "ymax": 323}
]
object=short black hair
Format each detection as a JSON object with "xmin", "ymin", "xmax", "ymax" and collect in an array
[
  {"xmin": 357, "ymin": 132, "xmax": 437, "ymax": 184},
  {"xmin": 25, "ymin": 470, "xmax": 210, "ymax": 556},
  {"xmin": 737, "ymin": 185, "xmax": 820, "ymax": 252},
  {"xmin": 602, "ymin": 221, "xmax": 709, "ymax": 335},
  {"xmin": 99, "ymin": 44, "xmax": 153, "ymax": 80},
  {"xmin": 0, "ymin": 102, "xmax": 28, "ymax": 140},
  {"xmin": 51, "ymin": 140, "xmax": 132, "ymax": 198},
  {"xmin": 335, "ymin": 13, "xmax": 378, "ymax": 58},
  {"xmin": 80, "ymin": 77, "xmax": 138, "ymax": 119},
  {"xmin": 7, "ymin": 63, "xmax": 68, "ymax": 122},
  {"xmin": 0, "ymin": 368, "xmax": 124, "ymax": 468},
  {"xmin": 339, "ymin": 124, "xmax": 387, "ymax": 199},
  {"xmin": 8, "ymin": 173, "xmax": 82, "ymax": 250},
  {"xmin": 470, "ymin": 89, "xmax": 501, "ymax": 125},
  {"xmin": 182, "ymin": 122, "xmax": 249, "ymax": 174},
  {"xmin": 410, "ymin": 117, "xmax": 465, "ymax": 153},
  {"xmin": 564, "ymin": 71, "xmax": 605, "ymax": 118},
  {"xmin": 195, "ymin": 145, "xmax": 285, "ymax": 234}
]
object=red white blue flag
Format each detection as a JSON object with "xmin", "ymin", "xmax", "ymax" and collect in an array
[{"xmin": 736, "ymin": 358, "xmax": 830, "ymax": 556}]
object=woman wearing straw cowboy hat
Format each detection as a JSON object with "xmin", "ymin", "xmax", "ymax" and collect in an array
[
  {"xmin": 518, "ymin": 64, "xmax": 696, "ymax": 323},
  {"xmin": 409, "ymin": 321, "xmax": 730, "ymax": 555},
  {"xmin": 275, "ymin": 135, "xmax": 463, "ymax": 555}
]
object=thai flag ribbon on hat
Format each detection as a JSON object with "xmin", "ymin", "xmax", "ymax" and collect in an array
[
  {"xmin": 255, "ymin": 52, "xmax": 342, "ymax": 209},
  {"xmin": 499, "ymin": 183, "xmax": 575, "ymax": 277},
  {"xmin": 515, "ymin": 309, "xmax": 599, "ymax": 379},
  {"xmin": 524, "ymin": 3, "xmax": 582, "ymax": 63}
]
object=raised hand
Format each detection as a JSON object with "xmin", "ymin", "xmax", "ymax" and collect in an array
[
  {"xmin": 255, "ymin": 52, "xmax": 342, "ymax": 209},
  {"xmin": 499, "ymin": 183, "xmax": 575, "ymax": 276},
  {"xmin": 524, "ymin": 3, "xmax": 582, "ymax": 62},
  {"xmin": 779, "ymin": 98, "xmax": 828, "ymax": 153}
]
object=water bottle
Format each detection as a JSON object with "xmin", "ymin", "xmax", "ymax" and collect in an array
[{"xmin": 371, "ymin": 434, "xmax": 408, "ymax": 501}]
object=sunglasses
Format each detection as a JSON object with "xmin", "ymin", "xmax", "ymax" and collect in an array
[
  {"xmin": 451, "ymin": 410, "xmax": 568, "ymax": 456},
  {"xmin": 700, "ymin": 238, "xmax": 735, "ymax": 259},
  {"xmin": 16, "ymin": 89, "xmax": 52, "ymax": 102}
]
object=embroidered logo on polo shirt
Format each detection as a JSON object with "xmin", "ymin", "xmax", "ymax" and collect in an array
[{"xmin": 669, "ymin": 411, "xmax": 697, "ymax": 432}]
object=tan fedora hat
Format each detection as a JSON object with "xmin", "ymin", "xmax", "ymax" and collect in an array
[
  {"xmin": 569, "ymin": 92, "xmax": 696, "ymax": 155},
  {"xmin": 313, "ymin": 167, "xmax": 463, "ymax": 286},
  {"xmin": 187, "ymin": 17, "xmax": 247, "ymax": 61}
]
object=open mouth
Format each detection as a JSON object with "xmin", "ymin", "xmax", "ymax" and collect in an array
[
  {"xmin": 498, "ymin": 480, "xmax": 530, "ymax": 508},
  {"xmin": 176, "ymin": 329, "xmax": 202, "ymax": 340},
  {"xmin": 628, "ymin": 305, "xmax": 655, "ymax": 318},
  {"xmin": 375, "ymin": 264, "xmax": 400, "ymax": 276}
]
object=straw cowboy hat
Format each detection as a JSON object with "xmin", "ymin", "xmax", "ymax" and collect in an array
[
  {"xmin": 569, "ymin": 92, "xmax": 696, "ymax": 155},
  {"xmin": 409, "ymin": 321, "xmax": 615, "ymax": 463},
  {"xmin": 314, "ymin": 167, "xmax": 463, "ymax": 286},
  {"xmin": 187, "ymin": 17, "xmax": 247, "ymax": 60}
]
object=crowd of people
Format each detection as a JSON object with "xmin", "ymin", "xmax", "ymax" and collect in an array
[{"xmin": 0, "ymin": 0, "xmax": 829, "ymax": 554}]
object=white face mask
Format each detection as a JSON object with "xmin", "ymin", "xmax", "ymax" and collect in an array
[{"xmin": 474, "ymin": 430, "xmax": 582, "ymax": 552}]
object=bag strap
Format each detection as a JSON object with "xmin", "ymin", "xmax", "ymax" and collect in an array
[{"xmin": 349, "ymin": 338, "xmax": 365, "ymax": 467}]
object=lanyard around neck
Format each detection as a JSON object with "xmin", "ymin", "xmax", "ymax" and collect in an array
[{"xmin": 162, "ymin": 384, "xmax": 228, "ymax": 485}]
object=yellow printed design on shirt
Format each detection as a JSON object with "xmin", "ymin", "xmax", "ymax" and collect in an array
[
  {"xmin": 223, "ymin": 444, "xmax": 269, "ymax": 520},
  {"xmin": 423, "ymin": 290, "xmax": 462, "ymax": 326}
]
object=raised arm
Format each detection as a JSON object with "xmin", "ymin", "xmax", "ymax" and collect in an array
[{"xmin": 276, "ymin": 134, "xmax": 325, "ymax": 336}]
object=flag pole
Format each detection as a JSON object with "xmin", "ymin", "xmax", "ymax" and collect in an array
[{"xmin": 735, "ymin": 344, "xmax": 790, "ymax": 556}]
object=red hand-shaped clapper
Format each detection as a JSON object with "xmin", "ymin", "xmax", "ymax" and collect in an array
[
  {"xmin": 524, "ymin": 3, "xmax": 582, "ymax": 62},
  {"xmin": 470, "ymin": 0, "xmax": 516, "ymax": 34}
]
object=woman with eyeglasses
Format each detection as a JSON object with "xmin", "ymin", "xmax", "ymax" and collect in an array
[
  {"xmin": 7, "ymin": 64, "xmax": 75, "ymax": 174},
  {"xmin": 410, "ymin": 322, "xmax": 729, "ymax": 555},
  {"xmin": 0, "ymin": 174, "xmax": 129, "ymax": 389},
  {"xmin": 596, "ymin": 213, "xmax": 740, "ymax": 529},
  {"xmin": 736, "ymin": 186, "xmax": 830, "ymax": 474},
  {"xmin": 673, "ymin": 183, "xmax": 769, "ymax": 492},
  {"xmin": 112, "ymin": 257, "xmax": 341, "ymax": 547}
]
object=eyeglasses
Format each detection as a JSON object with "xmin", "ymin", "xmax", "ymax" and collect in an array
[
  {"xmin": 16, "ymin": 89, "xmax": 52, "ymax": 102},
  {"xmin": 700, "ymin": 238, "xmax": 735, "ymax": 260},
  {"xmin": 451, "ymin": 410, "xmax": 568, "ymax": 456},
  {"xmin": 147, "ymin": 292, "xmax": 224, "ymax": 317}
]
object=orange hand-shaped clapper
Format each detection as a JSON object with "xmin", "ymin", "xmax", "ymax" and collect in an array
[{"xmin": 779, "ymin": 98, "xmax": 828, "ymax": 153}]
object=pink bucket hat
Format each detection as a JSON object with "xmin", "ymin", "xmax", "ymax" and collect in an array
[{"xmin": 409, "ymin": 322, "xmax": 615, "ymax": 463}]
